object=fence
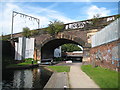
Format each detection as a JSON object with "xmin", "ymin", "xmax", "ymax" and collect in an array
[{"xmin": 92, "ymin": 18, "xmax": 120, "ymax": 47}]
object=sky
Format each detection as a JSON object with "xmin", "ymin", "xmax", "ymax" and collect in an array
[{"xmin": 0, "ymin": 0, "xmax": 119, "ymax": 35}]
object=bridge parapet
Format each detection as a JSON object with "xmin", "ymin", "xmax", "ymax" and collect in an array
[
  {"xmin": 64, "ymin": 15, "xmax": 118, "ymax": 31},
  {"xmin": 11, "ymin": 14, "xmax": 118, "ymax": 39}
]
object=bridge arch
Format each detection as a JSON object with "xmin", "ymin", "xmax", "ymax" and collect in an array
[
  {"xmin": 40, "ymin": 33, "xmax": 86, "ymax": 48},
  {"xmin": 35, "ymin": 32, "xmax": 90, "ymax": 61},
  {"xmin": 40, "ymin": 33, "xmax": 86, "ymax": 60}
]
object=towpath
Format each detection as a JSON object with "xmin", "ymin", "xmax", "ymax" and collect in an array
[{"xmin": 68, "ymin": 63, "xmax": 100, "ymax": 88}]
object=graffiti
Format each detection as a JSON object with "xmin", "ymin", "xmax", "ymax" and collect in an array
[
  {"xmin": 117, "ymin": 62, "xmax": 120, "ymax": 67},
  {"xmin": 108, "ymin": 49, "xmax": 111, "ymax": 53},
  {"xmin": 112, "ymin": 61, "xmax": 114, "ymax": 64},
  {"xmin": 95, "ymin": 49, "xmax": 112, "ymax": 61},
  {"xmin": 112, "ymin": 57, "xmax": 120, "ymax": 61},
  {"xmin": 107, "ymin": 17, "xmax": 115, "ymax": 22},
  {"xmin": 65, "ymin": 21, "xmax": 92, "ymax": 30},
  {"xmin": 96, "ymin": 50, "xmax": 103, "ymax": 60},
  {"xmin": 112, "ymin": 45, "xmax": 120, "ymax": 61},
  {"xmin": 103, "ymin": 55, "xmax": 111, "ymax": 61}
]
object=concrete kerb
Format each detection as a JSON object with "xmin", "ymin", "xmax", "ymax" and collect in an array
[
  {"xmin": 67, "ymin": 68, "xmax": 72, "ymax": 88},
  {"xmin": 44, "ymin": 72, "xmax": 70, "ymax": 88},
  {"xmin": 43, "ymin": 66, "xmax": 70, "ymax": 88}
]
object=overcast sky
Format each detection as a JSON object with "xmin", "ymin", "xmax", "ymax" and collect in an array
[{"xmin": 0, "ymin": 0, "xmax": 119, "ymax": 35}]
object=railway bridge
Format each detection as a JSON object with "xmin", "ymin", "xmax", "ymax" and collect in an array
[{"xmin": 12, "ymin": 15, "xmax": 118, "ymax": 62}]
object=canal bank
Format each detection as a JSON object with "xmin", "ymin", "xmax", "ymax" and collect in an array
[
  {"xmin": 5, "ymin": 64, "xmax": 39, "ymax": 70},
  {"xmin": 43, "ymin": 65, "xmax": 70, "ymax": 88}
]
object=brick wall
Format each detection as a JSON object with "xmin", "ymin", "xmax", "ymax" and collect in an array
[{"xmin": 90, "ymin": 39, "xmax": 120, "ymax": 71}]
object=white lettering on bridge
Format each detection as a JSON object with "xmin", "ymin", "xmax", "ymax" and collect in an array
[
  {"xmin": 65, "ymin": 21, "xmax": 92, "ymax": 30},
  {"xmin": 65, "ymin": 16, "xmax": 115, "ymax": 30}
]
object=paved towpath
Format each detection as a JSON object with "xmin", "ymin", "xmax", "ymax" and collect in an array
[{"xmin": 68, "ymin": 63, "xmax": 100, "ymax": 88}]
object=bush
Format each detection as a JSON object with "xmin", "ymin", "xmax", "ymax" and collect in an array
[
  {"xmin": 45, "ymin": 20, "xmax": 64, "ymax": 36},
  {"xmin": 22, "ymin": 27, "xmax": 31, "ymax": 37},
  {"xmin": 53, "ymin": 57, "xmax": 63, "ymax": 61},
  {"xmin": 61, "ymin": 44, "xmax": 82, "ymax": 52},
  {"xmin": 24, "ymin": 58, "xmax": 33, "ymax": 61}
]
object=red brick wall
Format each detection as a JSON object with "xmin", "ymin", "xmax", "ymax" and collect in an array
[{"xmin": 90, "ymin": 39, "xmax": 120, "ymax": 71}]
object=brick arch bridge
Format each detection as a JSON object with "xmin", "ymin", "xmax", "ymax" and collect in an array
[
  {"xmin": 40, "ymin": 33, "xmax": 86, "ymax": 59},
  {"xmin": 34, "ymin": 27, "xmax": 91, "ymax": 61},
  {"xmin": 12, "ymin": 15, "xmax": 118, "ymax": 62},
  {"xmin": 33, "ymin": 15, "xmax": 118, "ymax": 61}
]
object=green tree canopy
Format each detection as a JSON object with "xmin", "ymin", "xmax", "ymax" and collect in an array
[
  {"xmin": 61, "ymin": 44, "xmax": 82, "ymax": 52},
  {"xmin": 22, "ymin": 27, "xmax": 31, "ymax": 37},
  {"xmin": 46, "ymin": 20, "xmax": 64, "ymax": 36},
  {"xmin": 92, "ymin": 14, "xmax": 101, "ymax": 26}
]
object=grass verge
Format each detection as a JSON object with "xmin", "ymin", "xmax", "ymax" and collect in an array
[
  {"xmin": 81, "ymin": 65, "xmax": 119, "ymax": 88},
  {"xmin": 7, "ymin": 60, "xmax": 37, "ymax": 68},
  {"xmin": 46, "ymin": 66, "xmax": 70, "ymax": 72},
  {"xmin": 17, "ymin": 60, "xmax": 37, "ymax": 66}
]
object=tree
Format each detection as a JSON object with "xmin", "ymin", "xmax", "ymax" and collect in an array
[
  {"xmin": 93, "ymin": 13, "xmax": 101, "ymax": 18},
  {"xmin": 31, "ymin": 30, "xmax": 39, "ymax": 36},
  {"xmin": 92, "ymin": 14, "xmax": 101, "ymax": 26},
  {"xmin": 61, "ymin": 44, "xmax": 82, "ymax": 52},
  {"xmin": 22, "ymin": 27, "xmax": 31, "ymax": 37},
  {"xmin": 46, "ymin": 20, "xmax": 64, "ymax": 36}
]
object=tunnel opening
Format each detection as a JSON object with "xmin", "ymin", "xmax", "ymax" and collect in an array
[
  {"xmin": 41, "ymin": 38, "xmax": 84, "ymax": 63},
  {"xmin": 60, "ymin": 43, "xmax": 83, "ymax": 62}
]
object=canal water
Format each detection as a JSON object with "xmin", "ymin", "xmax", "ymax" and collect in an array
[{"xmin": 2, "ymin": 67, "xmax": 52, "ymax": 89}]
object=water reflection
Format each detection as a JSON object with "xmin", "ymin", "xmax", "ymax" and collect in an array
[
  {"xmin": 13, "ymin": 70, "xmax": 33, "ymax": 88},
  {"xmin": 2, "ymin": 67, "xmax": 52, "ymax": 89}
]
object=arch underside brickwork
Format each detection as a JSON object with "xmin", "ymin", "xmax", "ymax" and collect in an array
[{"xmin": 37, "ymin": 33, "xmax": 88, "ymax": 60}]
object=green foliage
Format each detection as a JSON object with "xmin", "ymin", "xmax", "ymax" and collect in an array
[
  {"xmin": 22, "ymin": 27, "xmax": 31, "ymax": 37},
  {"xmin": 81, "ymin": 65, "xmax": 119, "ymax": 88},
  {"xmin": 24, "ymin": 58, "xmax": 33, "ymax": 61},
  {"xmin": 17, "ymin": 60, "xmax": 37, "ymax": 66},
  {"xmin": 54, "ymin": 57, "xmax": 63, "ymax": 61},
  {"xmin": 61, "ymin": 44, "xmax": 82, "ymax": 52},
  {"xmin": 1, "ymin": 35, "xmax": 10, "ymax": 41},
  {"xmin": 115, "ymin": 14, "xmax": 120, "ymax": 19},
  {"xmin": 47, "ymin": 66, "xmax": 70, "ymax": 72},
  {"xmin": 31, "ymin": 29, "xmax": 47, "ymax": 36},
  {"xmin": 7, "ymin": 59, "xmax": 37, "ymax": 67},
  {"xmin": 20, "ymin": 58, "xmax": 37, "ymax": 65},
  {"xmin": 92, "ymin": 14, "xmax": 101, "ymax": 26},
  {"xmin": 46, "ymin": 20, "xmax": 64, "ymax": 36},
  {"xmin": 31, "ymin": 30, "xmax": 39, "ymax": 36}
]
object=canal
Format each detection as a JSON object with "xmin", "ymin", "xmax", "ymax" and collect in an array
[{"xmin": 2, "ymin": 67, "xmax": 52, "ymax": 89}]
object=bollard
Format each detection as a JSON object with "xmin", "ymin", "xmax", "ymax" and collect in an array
[
  {"xmin": 64, "ymin": 86, "xmax": 67, "ymax": 90},
  {"xmin": 32, "ymin": 60, "xmax": 34, "ymax": 65}
]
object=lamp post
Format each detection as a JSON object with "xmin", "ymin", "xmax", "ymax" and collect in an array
[{"xmin": 11, "ymin": 11, "xmax": 14, "ymax": 40}]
